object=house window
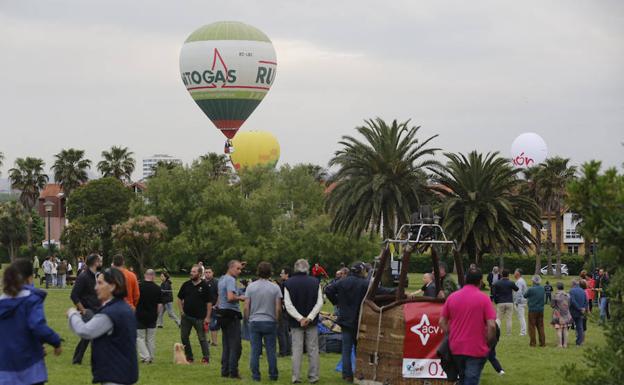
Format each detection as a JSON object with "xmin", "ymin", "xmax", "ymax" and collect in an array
[
  {"xmin": 565, "ymin": 229, "xmax": 582, "ymax": 239},
  {"xmin": 541, "ymin": 220, "xmax": 549, "ymax": 232},
  {"xmin": 567, "ymin": 245, "xmax": 579, "ymax": 254}
]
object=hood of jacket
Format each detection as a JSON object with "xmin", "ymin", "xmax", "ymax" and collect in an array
[{"xmin": 0, "ymin": 285, "xmax": 45, "ymax": 319}]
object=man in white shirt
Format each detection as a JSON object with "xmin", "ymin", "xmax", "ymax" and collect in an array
[
  {"xmin": 514, "ymin": 268, "xmax": 528, "ymax": 336},
  {"xmin": 42, "ymin": 256, "xmax": 53, "ymax": 289},
  {"xmin": 283, "ymin": 259, "xmax": 323, "ymax": 384}
]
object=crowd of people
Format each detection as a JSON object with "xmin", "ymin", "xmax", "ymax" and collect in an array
[{"xmin": 0, "ymin": 254, "xmax": 613, "ymax": 385}]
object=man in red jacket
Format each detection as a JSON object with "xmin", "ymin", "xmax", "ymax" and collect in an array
[{"xmin": 311, "ymin": 263, "xmax": 328, "ymax": 281}]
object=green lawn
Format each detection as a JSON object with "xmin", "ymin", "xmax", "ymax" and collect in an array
[{"xmin": 28, "ymin": 273, "xmax": 605, "ymax": 385}]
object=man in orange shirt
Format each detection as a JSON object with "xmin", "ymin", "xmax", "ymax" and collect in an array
[{"xmin": 112, "ymin": 254, "xmax": 140, "ymax": 309}]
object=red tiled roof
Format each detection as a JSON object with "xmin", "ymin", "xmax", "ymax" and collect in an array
[{"xmin": 39, "ymin": 184, "xmax": 63, "ymax": 199}]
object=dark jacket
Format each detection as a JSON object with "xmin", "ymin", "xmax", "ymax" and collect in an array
[
  {"xmin": 569, "ymin": 286, "xmax": 588, "ymax": 319},
  {"xmin": 160, "ymin": 279, "xmax": 174, "ymax": 304},
  {"xmin": 136, "ymin": 281, "xmax": 162, "ymax": 329},
  {"xmin": 0, "ymin": 284, "xmax": 61, "ymax": 385},
  {"xmin": 492, "ymin": 278, "xmax": 518, "ymax": 304},
  {"xmin": 422, "ymin": 282, "xmax": 437, "ymax": 298},
  {"xmin": 70, "ymin": 268, "xmax": 99, "ymax": 311},
  {"xmin": 325, "ymin": 273, "xmax": 368, "ymax": 330},
  {"xmin": 284, "ymin": 272, "xmax": 321, "ymax": 328},
  {"xmin": 92, "ymin": 298, "xmax": 138, "ymax": 384}
]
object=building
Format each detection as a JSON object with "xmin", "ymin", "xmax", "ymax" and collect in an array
[
  {"xmin": 530, "ymin": 210, "xmax": 595, "ymax": 256},
  {"xmin": 37, "ymin": 184, "xmax": 66, "ymax": 249},
  {"xmin": 142, "ymin": 154, "xmax": 182, "ymax": 179}
]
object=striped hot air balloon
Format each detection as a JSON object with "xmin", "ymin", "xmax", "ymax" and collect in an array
[
  {"xmin": 230, "ymin": 130, "xmax": 280, "ymax": 171},
  {"xmin": 179, "ymin": 21, "xmax": 277, "ymax": 139}
]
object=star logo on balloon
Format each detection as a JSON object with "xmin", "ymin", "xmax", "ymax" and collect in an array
[{"xmin": 409, "ymin": 314, "xmax": 441, "ymax": 346}]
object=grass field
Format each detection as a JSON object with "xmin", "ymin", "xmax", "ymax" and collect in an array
[{"xmin": 24, "ymin": 273, "xmax": 605, "ymax": 385}]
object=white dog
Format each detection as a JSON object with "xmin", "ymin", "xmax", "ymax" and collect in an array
[{"xmin": 173, "ymin": 343, "xmax": 190, "ymax": 365}]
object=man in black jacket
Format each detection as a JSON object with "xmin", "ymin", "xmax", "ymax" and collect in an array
[
  {"xmin": 492, "ymin": 269, "xmax": 518, "ymax": 336},
  {"xmin": 69, "ymin": 253, "xmax": 101, "ymax": 364},
  {"xmin": 136, "ymin": 269, "xmax": 162, "ymax": 363}
]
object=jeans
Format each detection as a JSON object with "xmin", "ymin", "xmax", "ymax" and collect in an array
[
  {"xmin": 341, "ymin": 327, "xmax": 356, "ymax": 379},
  {"xmin": 52, "ymin": 273, "xmax": 57, "ymax": 287},
  {"xmin": 45, "ymin": 274, "xmax": 52, "ymax": 289},
  {"xmin": 249, "ymin": 321, "xmax": 278, "ymax": 381},
  {"xmin": 221, "ymin": 316, "xmax": 242, "ymax": 377},
  {"xmin": 496, "ymin": 303, "xmax": 514, "ymax": 335},
  {"xmin": 453, "ymin": 355, "xmax": 486, "ymax": 385},
  {"xmin": 291, "ymin": 326, "xmax": 320, "ymax": 383},
  {"xmin": 180, "ymin": 314, "xmax": 210, "ymax": 361},
  {"xmin": 487, "ymin": 346, "xmax": 503, "ymax": 373},
  {"xmin": 599, "ymin": 297, "xmax": 609, "ymax": 321},
  {"xmin": 545, "ymin": 293, "xmax": 551, "ymax": 304},
  {"xmin": 157, "ymin": 302, "xmax": 180, "ymax": 327},
  {"xmin": 277, "ymin": 313, "xmax": 292, "ymax": 356},
  {"xmin": 137, "ymin": 328, "xmax": 156, "ymax": 362},
  {"xmin": 515, "ymin": 303, "xmax": 527, "ymax": 335},
  {"xmin": 57, "ymin": 274, "xmax": 66, "ymax": 288},
  {"xmin": 572, "ymin": 315, "xmax": 584, "ymax": 345},
  {"xmin": 528, "ymin": 311, "xmax": 546, "ymax": 347},
  {"xmin": 72, "ymin": 338, "xmax": 90, "ymax": 364}
]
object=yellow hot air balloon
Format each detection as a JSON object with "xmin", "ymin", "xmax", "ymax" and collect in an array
[{"xmin": 230, "ymin": 131, "xmax": 280, "ymax": 170}]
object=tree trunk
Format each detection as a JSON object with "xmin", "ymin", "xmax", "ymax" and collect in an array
[
  {"xmin": 555, "ymin": 202, "xmax": 563, "ymax": 278},
  {"xmin": 545, "ymin": 204, "xmax": 554, "ymax": 276},
  {"xmin": 583, "ymin": 237, "xmax": 591, "ymax": 269},
  {"xmin": 26, "ymin": 214, "xmax": 33, "ymax": 249},
  {"xmin": 534, "ymin": 224, "xmax": 542, "ymax": 275},
  {"xmin": 9, "ymin": 241, "xmax": 17, "ymax": 262}
]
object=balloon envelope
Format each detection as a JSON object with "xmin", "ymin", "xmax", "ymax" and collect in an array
[
  {"xmin": 510, "ymin": 132, "xmax": 548, "ymax": 168},
  {"xmin": 230, "ymin": 131, "xmax": 280, "ymax": 170},
  {"xmin": 180, "ymin": 21, "xmax": 277, "ymax": 139}
]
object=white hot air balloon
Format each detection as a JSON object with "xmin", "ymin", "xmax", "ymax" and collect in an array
[{"xmin": 510, "ymin": 133, "xmax": 548, "ymax": 168}]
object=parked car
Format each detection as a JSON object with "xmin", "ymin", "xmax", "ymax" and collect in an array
[{"xmin": 540, "ymin": 264, "xmax": 569, "ymax": 276}]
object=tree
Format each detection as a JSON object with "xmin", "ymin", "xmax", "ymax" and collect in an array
[
  {"xmin": 430, "ymin": 151, "xmax": 541, "ymax": 265},
  {"xmin": 113, "ymin": 216, "xmax": 167, "ymax": 274},
  {"xmin": 537, "ymin": 157, "xmax": 576, "ymax": 277},
  {"xmin": 0, "ymin": 201, "xmax": 28, "ymax": 261},
  {"xmin": 67, "ymin": 177, "xmax": 134, "ymax": 260},
  {"xmin": 52, "ymin": 148, "xmax": 91, "ymax": 199},
  {"xmin": 8, "ymin": 157, "xmax": 49, "ymax": 248},
  {"xmin": 198, "ymin": 152, "xmax": 232, "ymax": 180},
  {"xmin": 97, "ymin": 146, "xmax": 135, "ymax": 182},
  {"xmin": 566, "ymin": 161, "xmax": 604, "ymax": 268},
  {"xmin": 327, "ymin": 118, "xmax": 438, "ymax": 240},
  {"xmin": 522, "ymin": 166, "xmax": 547, "ymax": 274}
]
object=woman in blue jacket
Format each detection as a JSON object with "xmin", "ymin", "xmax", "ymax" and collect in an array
[
  {"xmin": 68, "ymin": 267, "xmax": 138, "ymax": 385},
  {"xmin": 0, "ymin": 258, "xmax": 62, "ymax": 385}
]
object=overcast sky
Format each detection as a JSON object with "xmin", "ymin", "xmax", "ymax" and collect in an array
[{"xmin": 1, "ymin": 0, "xmax": 622, "ymax": 180}]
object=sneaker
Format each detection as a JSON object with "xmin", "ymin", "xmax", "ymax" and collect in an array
[
  {"xmin": 187, "ymin": 358, "xmax": 194, "ymax": 363},
  {"xmin": 157, "ymin": 325, "xmax": 163, "ymax": 329},
  {"xmin": 499, "ymin": 370, "xmax": 505, "ymax": 376},
  {"xmin": 201, "ymin": 357, "xmax": 209, "ymax": 365}
]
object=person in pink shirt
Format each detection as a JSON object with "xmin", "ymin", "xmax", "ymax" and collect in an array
[{"xmin": 440, "ymin": 268, "xmax": 497, "ymax": 385}]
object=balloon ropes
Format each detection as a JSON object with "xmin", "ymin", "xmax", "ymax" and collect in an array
[
  {"xmin": 230, "ymin": 130, "xmax": 280, "ymax": 171},
  {"xmin": 179, "ymin": 21, "xmax": 277, "ymax": 154}
]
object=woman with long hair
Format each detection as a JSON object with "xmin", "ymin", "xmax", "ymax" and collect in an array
[
  {"xmin": 68, "ymin": 268, "xmax": 138, "ymax": 384},
  {"xmin": 0, "ymin": 258, "xmax": 62, "ymax": 385}
]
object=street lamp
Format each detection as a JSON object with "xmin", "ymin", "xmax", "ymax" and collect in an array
[{"xmin": 43, "ymin": 200, "xmax": 54, "ymax": 256}]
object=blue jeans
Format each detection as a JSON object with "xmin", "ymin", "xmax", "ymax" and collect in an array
[
  {"xmin": 599, "ymin": 297, "xmax": 609, "ymax": 321},
  {"xmin": 341, "ymin": 327, "xmax": 356, "ymax": 378},
  {"xmin": 453, "ymin": 355, "xmax": 486, "ymax": 385},
  {"xmin": 249, "ymin": 321, "xmax": 278, "ymax": 381},
  {"xmin": 572, "ymin": 315, "xmax": 584, "ymax": 345}
]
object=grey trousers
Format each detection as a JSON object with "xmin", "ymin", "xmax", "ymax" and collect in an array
[
  {"xmin": 291, "ymin": 326, "xmax": 320, "ymax": 383},
  {"xmin": 137, "ymin": 328, "xmax": 156, "ymax": 362}
]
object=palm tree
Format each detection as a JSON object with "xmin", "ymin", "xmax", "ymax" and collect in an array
[
  {"xmin": 199, "ymin": 152, "xmax": 231, "ymax": 180},
  {"xmin": 522, "ymin": 165, "xmax": 547, "ymax": 274},
  {"xmin": 52, "ymin": 148, "xmax": 91, "ymax": 198},
  {"xmin": 538, "ymin": 157, "xmax": 576, "ymax": 277},
  {"xmin": 327, "ymin": 118, "xmax": 439, "ymax": 239},
  {"xmin": 97, "ymin": 146, "xmax": 135, "ymax": 182},
  {"xmin": 430, "ymin": 151, "xmax": 541, "ymax": 266},
  {"xmin": 8, "ymin": 157, "xmax": 49, "ymax": 248}
]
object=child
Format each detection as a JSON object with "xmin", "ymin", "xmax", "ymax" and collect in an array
[
  {"xmin": 544, "ymin": 281, "xmax": 553, "ymax": 304},
  {"xmin": 488, "ymin": 322, "xmax": 505, "ymax": 376}
]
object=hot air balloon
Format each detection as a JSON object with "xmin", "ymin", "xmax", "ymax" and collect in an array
[
  {"xmin": 179, "ymin": 21, "xmax": 277, "ymax": 140},
  {"xmin": 510, "ymin": 132, "xmax": 548, "ymax": 168},
  {"xmin": 230, "ymin": 131, "xmax": 280, "ymax": 170}
]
